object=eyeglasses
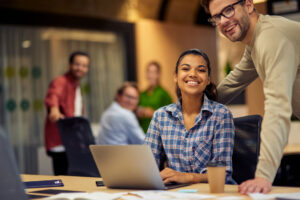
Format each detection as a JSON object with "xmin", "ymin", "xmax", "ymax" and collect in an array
[
  {"xmin": 208, "ymin": 0, "xmax": 244, "ymax": 26},
  {"xmin": 123, "ymin": 94, "xmax": 139, "ymax": 101}
]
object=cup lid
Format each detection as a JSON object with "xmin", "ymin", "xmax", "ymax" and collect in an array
[{"xmin": 207, "ymin": 161, "xmax": 226, "ymax": 167}]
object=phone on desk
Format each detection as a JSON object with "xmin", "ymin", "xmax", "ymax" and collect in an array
[
  {"xmin": 95, "ymin": 181, "xmax": 105, "ymax": 187},
  {"xmin": 24, "ymin": 179, "xmax": 64, "ymax": 188}
]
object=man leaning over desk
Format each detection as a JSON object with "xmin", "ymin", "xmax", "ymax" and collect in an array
[{"xmin": 200, "ymin": 0, "xmax": 300, "ymax": 194}]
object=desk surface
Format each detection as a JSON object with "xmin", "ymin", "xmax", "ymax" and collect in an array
[
  {"xmin": 22, "ymin": 174, "xmax": 300, "ymax": 200},
  {"xmin": 284, "ymin": 144, "xmax": 300, "ymax": 155}
]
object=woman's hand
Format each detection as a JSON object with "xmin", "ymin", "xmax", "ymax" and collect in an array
[
  {"xmin": 160, "ymin": 168, "xmax": 193, "ymax": 184},
  {"xmin": 160, "ymin": 168, "xmax": 208, "ymax": 184}
]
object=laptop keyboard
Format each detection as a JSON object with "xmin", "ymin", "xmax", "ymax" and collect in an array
[{"xmin": 164, "ymin": 182, "xmax": 190, "ymax": 190}]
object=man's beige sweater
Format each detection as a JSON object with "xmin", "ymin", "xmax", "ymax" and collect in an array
[{"xmin": 217, "ymin": 14, "xmax": 300, "ymax": 182}]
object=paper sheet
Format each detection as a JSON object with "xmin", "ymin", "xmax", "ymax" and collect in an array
[
  {"xmin": 44, "ymin": 190, "xmax": 300, "ymax": 200},
  {"xmin": 44, "ymin": 191, "xmax": 215, "ymax": 200},
  {"xmin": 216, "ymin": 196, "xmax": 245, "ymax": 200},
  {"xmin": 44, "ymin": 192, "xmax": 123, "ymax": 200},
  {"xmin": 249, "ymin": 192, "xmax": 300, "ymax": 200},
  {"xmin": 128, "ymin": 191, "xmax": 216, "ymax": 200}
]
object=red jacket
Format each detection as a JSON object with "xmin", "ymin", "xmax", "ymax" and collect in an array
[{"xmin": 44, "ymin": 72, "xmax": 80, "ymax": 151}]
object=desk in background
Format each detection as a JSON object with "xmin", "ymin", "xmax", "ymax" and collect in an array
[
  {"xmin": 22, "ymin": 174, "xmax": 300, "ymax": 200},
  {"xmin": 284, "ymin": 144, "xmax": 300, "ymax": 155}
]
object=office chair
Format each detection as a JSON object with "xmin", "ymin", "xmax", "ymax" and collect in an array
[
  {"xmin": 232, "ymin": 115, "xmax": 262, "ymax": 184},
  {"xmin": 57, "ymin": 117, "xmax": 100, "ymax": 177},
  {"xmin": 274, "ymin": 154, "xmax": 300, "ymax": 186},
  {"xmin": 0, "ymin": 127, "xmax": 28, "ymax": 200}
]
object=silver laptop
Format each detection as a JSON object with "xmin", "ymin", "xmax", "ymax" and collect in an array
[
  {"xmin": 0, "ymin": 128, "xmax": 28, "ymax": 200},
  {"xmin": 89, "ymin": 145, "xmax": 190, "ymax": 190}
]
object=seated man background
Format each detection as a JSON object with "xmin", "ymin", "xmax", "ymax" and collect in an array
[{"xmin": 96, "ymin": 82, "xmax": 145, "ymax": 145}]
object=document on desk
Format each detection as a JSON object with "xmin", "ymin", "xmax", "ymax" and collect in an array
[
  {"xmin": 249, "ymin": 192, "xmax": 300, "ymax": 200},
  {"xmin": 126, "ymin": 191, "xmax": 216, "ymax": 200},
  {"xmin": 44, "ymin": 191, "xmax": 216, "ymax": 200},
  {"xmin": 44, "ymin": 192, "xmax": 124, "ymax": 200}
]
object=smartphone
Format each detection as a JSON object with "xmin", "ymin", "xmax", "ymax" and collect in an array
[
  {"xmin": 95, "ymin": 181, "xmax": 105, "ymax": 187},
  {"xmin": 24, "ymin": 179, "xmax": 64, "ymax": 188}
]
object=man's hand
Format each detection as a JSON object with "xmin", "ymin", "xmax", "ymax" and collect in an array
[
  {"xmin": 135, "ymin": 107, "xmax": 154, "ymax": 118},
  {"xmin": 160, "ymin": 168, "xmax": 193, "ymax": 184},
  {"xmin": 49, "ymin": 107, "xmax": 64, "ymax": 122},
  {"xmin": 143, "ymin": 107, "xmax": 154, "ymax": 118},
  {"xmin": 239, "ymin": 177, "xmax": 272, "ymax": 194}
]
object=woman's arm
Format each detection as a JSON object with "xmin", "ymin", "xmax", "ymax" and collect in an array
[
  {"xmin": 160, "ymin": 168, "xmax": 207, "ymax": 184},
  {"xmin": 144, "ymin": 111, "xmax": 166, "ymax": 169}
]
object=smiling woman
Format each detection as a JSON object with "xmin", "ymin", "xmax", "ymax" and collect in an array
[
  {"xmin": 144, "ymin": 49, "xmax": 236, "ymax": 185},
  {"xmin": 174, "ymin": 49, "xmax": 217, "ymax": 101}
]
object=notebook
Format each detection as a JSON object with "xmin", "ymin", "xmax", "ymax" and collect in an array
[
  {"xmin": 24, "ymin": 179, "xmax": 64, "ymax": 188},
  {"xmin": 89, "ymin": 145, "xmax": 190, "ymax": 190},
  {"xmin": 0, "ymin": 128, "xmax": 28, "ymax": 200}
]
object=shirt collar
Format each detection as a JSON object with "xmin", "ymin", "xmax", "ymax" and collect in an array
[
  {"xmin": 65, "ymin": 72, "xmax": 80, "ymax": 87},
  {"xmin": 112, "ymin": 101, "xmax": 124, "ymax": 110},
  {"xmin": 166, "ymin": 94, "xmax": 214, "ymax": 119}
]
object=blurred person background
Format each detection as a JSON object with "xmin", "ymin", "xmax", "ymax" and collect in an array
[
  {"xmin": 44, "ymin": 51, "xmax": 89, "ymax": 175},
  {"xmin": 136, "ymin": 61, "xmax": 172, "ymax": 133},
  {"xmin": 97, "ymin": 82, "xmax": 145, "ymax": 145}
]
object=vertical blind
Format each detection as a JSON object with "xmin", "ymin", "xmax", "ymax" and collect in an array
[{"xmin": 0, "ymin": 25, "xmax": 125, "ymax": 173}]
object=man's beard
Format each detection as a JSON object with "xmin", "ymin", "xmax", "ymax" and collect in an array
[{"xmin": 222, "ymin": 13, "xmax": 250, "ymax": 42}]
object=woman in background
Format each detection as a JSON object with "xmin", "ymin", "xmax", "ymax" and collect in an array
[
  {"xmin": 137, "ymin": 61, "xmax": 172, "ymax": 133},
  {"xmin": 145, "ymin": 49, "xmax": 235, "ymax": 184}
]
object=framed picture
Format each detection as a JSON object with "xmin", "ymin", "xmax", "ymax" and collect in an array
[{"xmin": 267, "ymin": 0, "xmax": 300, "ymax": 15}]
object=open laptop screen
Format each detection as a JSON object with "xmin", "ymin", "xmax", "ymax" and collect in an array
[
  {"xmin": 90, "ymin": 145, "xmax": 190, "ymax": 190},
  {"xmin": 0, "ymin": 128, "xmax": 28, "ymax": 200}
]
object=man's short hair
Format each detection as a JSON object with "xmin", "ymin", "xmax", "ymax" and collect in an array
[
  {"xmin": 69, "ymin": 51, "xmax": 90, "ymax": 64},
  {"xmin": 199, "ymin": 0, "xmax": 211, "ymax": 13},
  {"xmin": 115, "ymin": 82, "xmax": 139, "ymax": 99}
]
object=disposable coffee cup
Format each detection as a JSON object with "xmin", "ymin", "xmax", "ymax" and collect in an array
[{"xmin": 207, "ymin": 161, "xmax": 226, "ymax": 193}]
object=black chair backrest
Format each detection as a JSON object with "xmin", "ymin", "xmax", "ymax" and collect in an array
[
  {"xmin": 0, "ymin": 127, "xmax": 28, "ymax": 200},
  {"xmin": 57, "ymin": 117, "xmax": 100, "ymax": 177},
  {"xmin": 232, "ymin": 115, "xmax": 262, "ymax": 184}
]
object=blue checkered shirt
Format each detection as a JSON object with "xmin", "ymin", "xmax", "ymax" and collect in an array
[{"xmin": 144, "ymin": 95, "xmax": 236, "ymax": 184}]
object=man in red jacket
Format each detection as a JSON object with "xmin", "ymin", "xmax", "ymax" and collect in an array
[{"xmin": 44, "ymin": 51, "xmax": 90, "ymax": 175}]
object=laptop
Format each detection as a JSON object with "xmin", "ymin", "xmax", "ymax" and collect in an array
[
  {"xmin": 89, "ymin": 145, "xmax": 190, "ymax": 190},
  {"xmin": 0, "ymin": 127, "xmax": 28, "ymax": 200}
]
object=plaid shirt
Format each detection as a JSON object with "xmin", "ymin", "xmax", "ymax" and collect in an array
[{"xmin": 144, "ymin": 95, "xmax": 236, "ymax": 184}]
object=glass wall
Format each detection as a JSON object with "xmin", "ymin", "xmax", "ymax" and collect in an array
[{"xmin": 0, "ymin": 25, "xmax": 126, "ymax": 173}]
